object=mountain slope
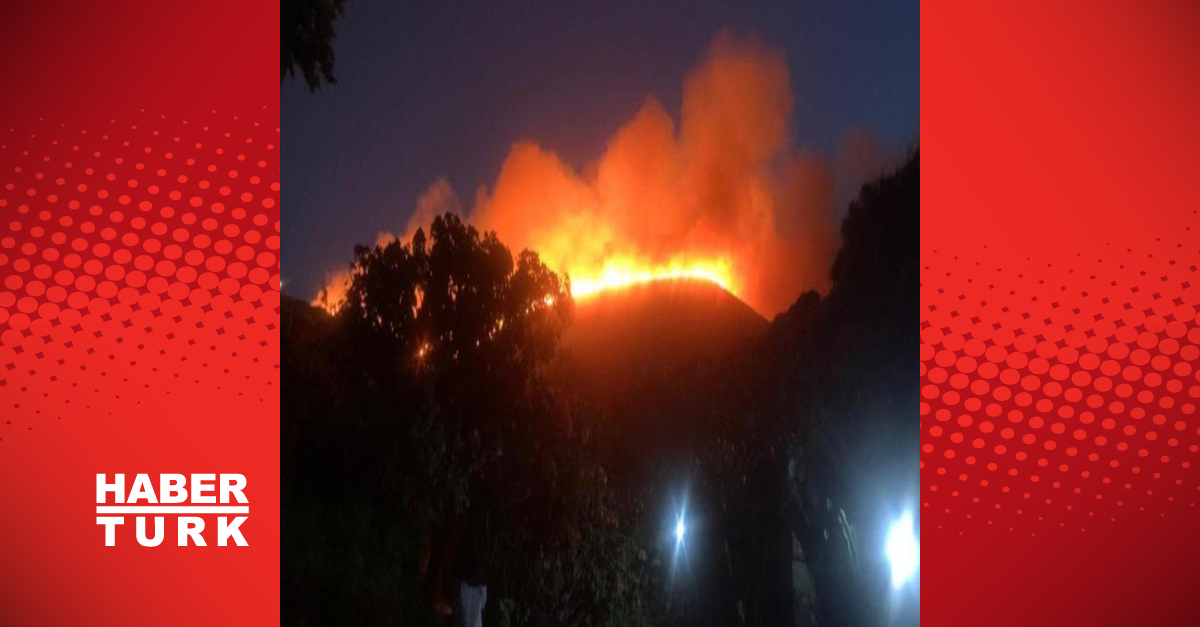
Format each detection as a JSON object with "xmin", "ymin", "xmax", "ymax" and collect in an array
[
  {"xmin": 554, "ymin": 280, "xmax": 767, "ymax": 490},
  {"xmin": 562, "ymin": 279, "xmax": 766, "ymax": 405}
]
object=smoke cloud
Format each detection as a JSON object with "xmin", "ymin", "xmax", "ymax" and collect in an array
[{"xmin": 326, "ymin": 33, "xmax": 903, "ymax": 317}]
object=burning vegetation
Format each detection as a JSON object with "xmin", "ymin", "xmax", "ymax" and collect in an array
[
  {"xmin": 314, "ymin": 34, "xmax": 883, "ymax": 317},
  {"xmin": 284, "ymin": 152, "xmax": 917, "ymax": 627}
]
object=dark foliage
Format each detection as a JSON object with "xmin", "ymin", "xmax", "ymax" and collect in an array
[
  {"xmin": 283, "ymin": 215, "xmax": 658, "ymax": 627},
  {"xmin": 764, "ymin": 151, "xmax": 920, "ymax": 626},
  {"xmin": 281, "ymin": 0, "xmax": 348, "ymax": 91},
  {"xmin": 282, "ymin": 154, "xmax": 918, "ymax": 626}
]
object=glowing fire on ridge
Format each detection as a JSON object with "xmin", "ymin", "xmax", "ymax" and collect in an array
[
  {"xmin": 568, "ymin": 258, "xmax": 736, "ymax": 300},
  {"xmin": 311, "ymin": 256, "xmax": 737, "ymax": 315},
  {"xmin": 310, "ymin": 34, "xmax": 868, "ymax": 318}
]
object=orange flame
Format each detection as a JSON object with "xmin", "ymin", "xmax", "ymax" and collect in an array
[
  {"xmin": 568, "ymin": 256, "xmax": 735, "ymax": 300},
  {"xmin": 312, "ymin": 269, "xmax": 351, "ymax": 315},
  {"xmin": 311, "ymin": 33, "xmax": 895, "ymax": 317},
  {"xmin": 457, "ymin": 33, "xmax": 837, "ymax": 316}
]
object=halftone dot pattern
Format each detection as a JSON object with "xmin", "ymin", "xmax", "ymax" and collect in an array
[
  {"xmin": 0, "ymin": 108, "xmax": 280, "ymax": 441},
  {"xmin": 922, "ymin": 227, "xmax": 1200, "ymax": 535}
]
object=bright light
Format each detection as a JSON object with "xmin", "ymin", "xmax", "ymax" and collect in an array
[
  {"xmin": 668, "ymin": 490, "xmax": 691, "ymax": 582},
  {"xmin": 570, "ymin": 257, "xmax": 736, "ymax": 300},
  {"xmin": 885, "ymin": 512, "xmax": 918, "ymax": 589}
]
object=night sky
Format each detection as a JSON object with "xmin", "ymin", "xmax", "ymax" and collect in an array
[{"xmin": 282, "ymin": 0, "xmax": 918, "ymax": 300}]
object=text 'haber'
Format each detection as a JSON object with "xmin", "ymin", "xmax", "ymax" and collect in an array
[{"xmin": 95, "ymin": 474, "xmax": 250, "ymax": 547}]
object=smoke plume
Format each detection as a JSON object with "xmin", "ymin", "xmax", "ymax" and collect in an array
[{"xmin": 323, "ymin": 33, "xmax": 902, "ymax": 317}]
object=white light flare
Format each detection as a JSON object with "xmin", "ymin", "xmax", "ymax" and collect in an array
[
  {"xmin": 885, "ymin": 512, "xmax": 919, "ymax": 590},
  {"xmin": 667, "ymin": 489, "xmax": 692, "ymax": 585}
]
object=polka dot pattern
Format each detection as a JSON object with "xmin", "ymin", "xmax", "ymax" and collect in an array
[
  {"xmin": 923, "ymin": 231, "xmax": 1200, "ymax": 534},
  {"xmin": 0, "ymin": 108, "xmax": 280, "ymax": 441}
]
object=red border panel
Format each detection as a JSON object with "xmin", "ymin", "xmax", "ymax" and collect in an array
[{"xmin": 0, "ymin": 2, "xmax": 279, "ymax": 625}]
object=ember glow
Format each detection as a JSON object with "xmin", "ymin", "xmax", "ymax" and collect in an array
[
  {"xmin": 313, "ymin": 33, "xmax": 893, "ymax": 317},
  {"xmin": 313, "ymin": 270, "xmax": 351, "ymax": 315},
  {"xmin": 315, "ymin": 256, "xmax": 737, "ymax": 313},
  {"xmin": 569, "ymin": 257, "xmax": 735, "ymax": 300}
]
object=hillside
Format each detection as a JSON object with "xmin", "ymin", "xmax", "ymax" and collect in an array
[
  {"xmin": 561, "ymin": 279, "xmax": 766, "ymax": 411},
  {"xmin": 279, "ymin": 152, "xmax": 919, "ymax": 627}
]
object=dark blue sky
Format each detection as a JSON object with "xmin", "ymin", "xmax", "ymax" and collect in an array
[{"xmin": 282, "ymin": 0, "xmax": 918, "ymax": 299}]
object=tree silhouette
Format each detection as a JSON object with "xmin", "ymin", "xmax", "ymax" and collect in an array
[
  {"xmin": 765, "ymin": 150, "xmax": 920, "ymax": 626},
  {"xmin": 281, "ymin": 0, "xmax": 348, "ymax": 91},
  {"xmin": 282, "ymin": 155, "xmax": 920, "ymax": 627},
  {"xmin": 283, "ymin": 214, "xmax": 656, "ymax": 627}
]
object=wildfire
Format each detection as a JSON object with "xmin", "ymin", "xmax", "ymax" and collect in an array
[
  {"xmin": 311, "ymin": 34, "xmax": 862, "ymax": 318},
  {"xmin": 312, "ymin": 254, "xmax": 736, "ymax": 314},
  {"xmin": 312, "ymin": 270, "xmax": 352, "ymax": 315},
  {"xmin": 568, "ymin": 258, "xmax": 736, "ymax": 300}
]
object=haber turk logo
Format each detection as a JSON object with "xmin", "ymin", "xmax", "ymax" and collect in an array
[{"xmin": 95, "ymin": 474, "xmax": 250, "ymax": 547}]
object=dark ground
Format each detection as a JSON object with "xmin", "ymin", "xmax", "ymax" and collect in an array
[{"xmin": 281, "ymin": 153, "xmax": 919, "ymax": 627}]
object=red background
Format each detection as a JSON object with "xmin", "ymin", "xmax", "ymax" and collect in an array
[
  {"xmin": 923, "ymin": 0, "xmax": 1200, "ymax": 624},
  {"xmin": 0, "ymin": 1, "xmax": 279, "ymax": 625}
]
